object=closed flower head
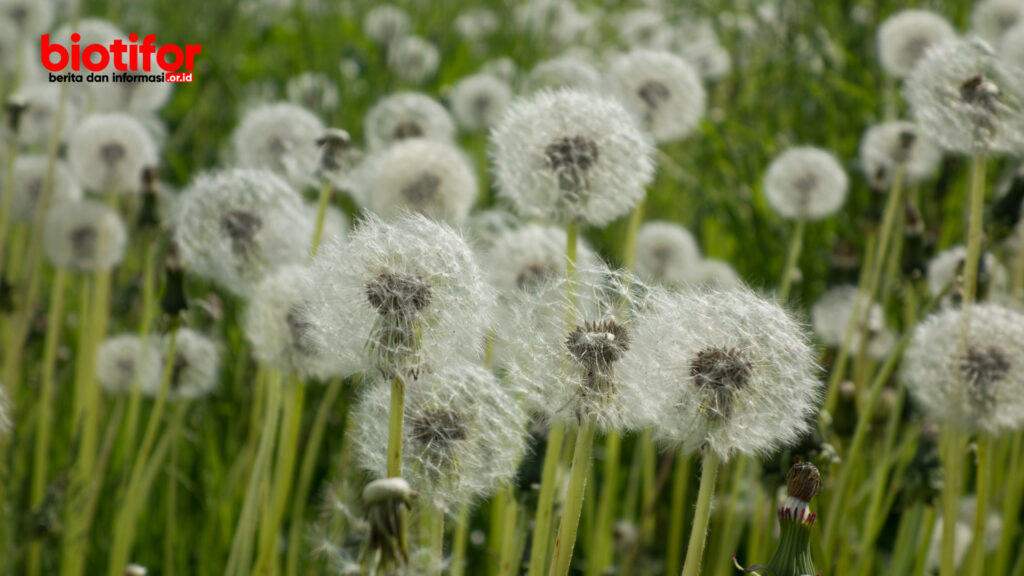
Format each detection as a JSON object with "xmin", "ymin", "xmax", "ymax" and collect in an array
[{"xmin": 764, "ymin": 146, "xmax": 849, "ymax": 221}]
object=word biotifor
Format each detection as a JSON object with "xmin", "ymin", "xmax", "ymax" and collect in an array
[{"xmin": 41, "ymin": 33, "xmax": 201, "ymax": 83}]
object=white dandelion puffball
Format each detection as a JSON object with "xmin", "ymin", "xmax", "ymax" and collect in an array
[
  {"xmin": 618, "ymin": 9, "xmax": 676, "ymax": 50},
  {"xmin": 859, "ymin": 121, "xmax": 943, "ymax": 189},
  {"xmin": 89, "ymin": 70, "xmax": 174, "ymax": 114},
  {"xmin": 68, "ymin": 113, "xmax": 159, "ymax": 194},
  {"xmin": 687, "ymin": 259, "xmax": 744, "ymax": 290},
  {"xmin": 173, "ymin": 169, "xmax": 312, "ymax": 297},
  {"xmin": 387, "ymin": 36, "xmax": 440, "ymax": 85},
  {"xmin": 96, "ymin": 335, "xmax": 163, "ymax": 395},
  {"xmin": 243, "ymin": 265, "xmax": 336, "ymax": 378},
  {"xmin": 8, "ymin": 156, "xmax": 82, "ymax": 223},
  {"xmin": 231, "ymin": 103, "xmax": 325, "ymax": 187},
  {"xmin": 503, "ymin": 269, "xmax": 659, "ymax": 432},
  {"xmin": 926, "ymin": 245, "xmax": 1009, "ymax": 303},
  {"xmin": 305, "ymin": 213, "xmax": 495, "ymax": 380},
  {"xmin": 680, "ymin": 37, "xmax": 733, "ymax": 82},
  {"xmin": 634, "ymin": 221, "xmax": 702, "ymax": 285},
  {"xmin": 876, "ymin": 10, "xmax": 956, "ymax": 78},
  {"xmin": 485, "ymin": 224, "xmax": 599, "ymax": 303},
  {"xmin": 607, "ymin": 50, "xmax": 707, "ymax": 143},
  {"xmin": 972, "ymin": 0, "xmax": 1024, "ymax": 44},
  {"xmin": 152, "ymin": 328, "xmax": 220, "ymax": 400},
  {"xmin": 303, "ymin": 202, "xmax": 347, "ymax": 249},
  {"xmin": 763, "ymin": 146, "xmax": 849, "ymax": 221},
  {"xmin": 463, "ymin": 207, "xmax": 520, "ymax": 251},
  {"xmin": 515, "ymin": 0, "xmax": 591, "ymax": 47},
  {"xmin": 353, "ymin": 139, "xmax": 477, "ymax": 225},
  {"xmin": 491, "ymin": 89, "xmax": 656, "ymax": 226},
  {"xmin": 44, "ymin": 200, "xmax": 127, "ymax": 272},
  {"xmin": 286, "ymin": 72, "xmax": 341, "ymax": 114},
  {"xmin": 13, "ymin": 83, "xmax": 79, "ymax": 147},
  {"xmin": 364, "ymin": 92, "xmax": 456, "ymax": 151},
  {"xmin": 641, "ymin": 288, "xmax": 821, "ymax": 461},
  {"xmin": 903, "ymin": 304, "xmax": 1024, "ymax": 434},
  {"xmin": 449, "ymin": 73, "xmax": 512, "ymax": 132},
  {"xmin": 1001, "ymin": 22, "xmax": 1024, "ymax": 68},
  {"xmin": 810, "ymin": 285, "xmax": 886, "ymax": 349},
  {"xmin": 905, "ymin": 37, "xmax": 1024, "ymax": 155},
  {"xmin": 0, "ymin": 0, "xmax": 54, "ymax": 37},
  {"xmin": 363, "ymin": 4, "xmax": 410, "ymax": 46},
  {"xmin": 353, "ymin": 362, "xmax": 529, "ymax": 513},
  {"xmin": 527, "ymin": 55, "xmax": 603, "ymax": 93},
  {"xmin": 454, "ymin": 8, "xmax": 500, "ymax": 44}
]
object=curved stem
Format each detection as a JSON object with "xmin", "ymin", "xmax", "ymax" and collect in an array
[{"xmin": 680, "ymin": 450, "xmax": 721, "ymax": 576}]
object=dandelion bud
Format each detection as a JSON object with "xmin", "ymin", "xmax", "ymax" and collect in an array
[
  {"xmin": 387, "ymin": 36, "xmax": 440, "ymax": 85},
  {"xmin": 231, "ymin": 103, "xmax": 324, "ymax": 187},
  {"xmin": 306, "ymin": 214, "xmax": 494, "ymax": 380},
  {"xmin": 859, "ymin": 121, "xmax": 942, "ymax": 190},
  {"xmin": 607, "ymin": 50, "xmax": 707, "ymax": 143},
  {"xmin": 360, "ymin": 477, "xmax": 414, "ymax": 570},
  {"xmin": 365, "ymin": 92, "xmax": 456, "ymax": 152},
  {"xmin": 43, "ymin": 200, "xmax": 127, "ymax": 272},
  {"xmin": 148, "ymin": 328, "xmax": 219, "ymax": 400},
  {"xmin": 903, "ymin": 304, "xmax": 1024, "ymax": 434},
  {"xmin": 6, "ymin": 156, "xmax": 82, "ymax": 224},
  {"xmin": 876, "ymin": 10, "xmax": 956, "ymax": 78},
  {"xmin": 926, "ymin": 245, "xmax": 1009, "ymax": 305},
  {"xmin": 527, "ymin": 55, "xmax": 602, "ymax": 93},
  {"xmin": 905, "ymin": 37, "xmax": 1024, "ymax": 154},
  {"xmin": 764, "ymin": 147, "xmax": 848, "ymax": 221},
  {"xmin": 449, "ymin": 73, "xmax": 512, "ymax": 132},
  {"xmin": 96, "ymin": 335, "xmax": 162, "ymax": 395},
  {"xmin": 972, "ymin": 0, "xmax": 1023, "ymax": 44},
  {"xmin": 68, "ymin": 113, "xmax": 159, "ymax": 194},
  {"xmin": 173, "ymin": 168, "xmax": 311, "ymax": 297},
  {"xmin": 353, "ymin": 139, "xmax": 477, "ymax": 225},
  {"xmin": 363, "ymin": 4, "xmax": 410, "ymax": 47},
  {"xmin": 634, "ymin": 221, "xmax": 701, "ymax": 285},
  {"xmin": 491, "ymin": 89, "xmax": 655, "ymax": 226},
  {"xmin": 286, "ymin": 72, "xmax": 340, "ymax": 115}
]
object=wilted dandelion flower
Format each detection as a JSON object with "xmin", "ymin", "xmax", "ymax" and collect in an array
[
  {"xmin": 607, "ymin": 50, "xmax": 706, "ymax": 143},
  {"xmin": 527, "ymin": 55, "xmax": 602, "ymax": 93},
  {"xmin": 904, "ymin": 304, "xmax": 1024, "ymax": 434},
  {"xmin": 89, "ymin": 70, "xmax": 173, "ymax": 114},
  {"xmin": 764, "ymin": 147, "xmax": 849, "ymax": 221},
  {"xmin": 926, "ymin": 245, "xmax": 1009, "ymax": 304},
  {"xmin": 7, "ymin": 156, "xmax": 82, "ymax": 223},
  {"xmin": 491, "ymin": 89, "xmax": 655, "ymax": 226},
  {"xmin": 363, "ymin": 4, "xmax": 410, "ymax": 46},
  {"xmin": 810, "ymin": 285, "xmax": 887, "ymax": 350},
  {"xmin": 43, "ymin": 200, "xmax": 127, "ymax": 272},
  {"xmin": 286, "ymin": 72, "xmax": 340, "ymax": 115},
  {"xmin": 353, "ymin": 362, "xmax": 528, "ymax": 512},
  {"xmin": 173, "ymin": 168, "xmax": 311, "ymax": 297},
  {"xmin": 306, "ymin": 214, "xmax": 494, "ymax": 380},
  {"xmin": 365, "ymin": 92, "xmax": 456, "ymax": 151},
  {"xmin": 876, "ymin": 10, "xmax": 956, "ymax": 78},
  {"xmin": 0, "ymin": 0, "xmax": 54, "ymax": 37},
  {"xmin": 67, "ymin": 113, "xmax": 158, "ymax": 194},
  {"xmin": 96, "ymin": 335, "xmax": 162, "ymax": 395},
  {"xmin": 641, "ymin": 288, "xmax": 821, "ymax": 460},
  {"xmin": 12, "ymin": 83, "xmax": 79, "ymax": 147},
  {"xmin": 448, "ymin": 73, "xmax": 512, "ymax": 132},
  {"xmin": 231, "ymin": 103, "xmax": 324, "ymax": 187},
  {"xmin": 149, "ymin": 328, "xmax": 220, "ymax": 400},
  {"xmin": 387, "ymin": 36, "xmax": 440, "ymax": 85},
  {"xmin": 353, "ymin": 139, "xmax": 477, "ymax": 224},
  {"xmin": 634, "ymin": 221, "xmax": 701, "ymax": 285},
  {"xmin": 972, "ymin": 0, "xmax": 1024, "ymax": 44},
  {"xmin": 905, "ymin": 37, "xmax": 1024, "ymax": 154},
  {"xmin": 859, "ymin": 121, "xmax": 942, "ymax": 190}
]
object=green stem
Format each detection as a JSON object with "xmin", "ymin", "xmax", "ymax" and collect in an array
[
  {"xmin": 387, "ymin": 375, "xmax": 405, "ymax": 477},
  {"xmin": 528, "ymin": 423, "xmax": 566, "ymax": 576},
  {"xmin": 665, "ymin": 450, "xmax": 691, "ymax": 576},
  {"xmin": 309, "ymin": 179, "xmax": 333, "ymax": 257},
  {"xmin": 429, "ymin": 506, "xmax": 445, "ymax": 576},
  {"xmin": 498, "ymin": 488, "xmax": 520, "ymax": 576},
  {"xmin": 961, "ymin": 154, "xmax": 986, "ymax": 308},
  {"xmin": 586, "ymin": 431, "xmax": 621, "ymax": 576},
  {"xmin": 940, "ymin": 429, "xmax": 965, "ymax": 576},
  {"xmin": 911, "ymin": 506, "xmax": 938, "ymax": 576},
  {"xmin": 680, "ymin": 450, "xmax": 721, "ymax": 576},
  {"xmin": 994, "ymin": 433, "xmax": 1024, "ymax": 576},
  {"xmin": 548, "ymin": 419, "xmax": 596, "ymax": 576},
  {"xmin": 622, "ymin": 199, "xmax": 646, "ymax": 270},
  {"xmin": 450, "ymin": 504, "xmax": 470, "ymax": 576},
  {"xmin": 0, "ymin": 136, "xmax": 16, "ymax": 278},
  {"xmin": 777, "ymin": 218, "xmax": 805, "ymax": 302},
  {"xmin": 163, "ymin": 402, "xmax": 188, "ymax": 576},
  {"xmin": 967, "ymin": 433, "xmax": 992, "ymax": 575}
]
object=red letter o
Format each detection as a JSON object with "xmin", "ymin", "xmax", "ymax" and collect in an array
[
  {"xmin": 82, "ymin": 44, "xmax": 109, "ymax": 72},
  {"xmin": 157, "ymin": 44, "xmax": 184, "ymax": 71}
]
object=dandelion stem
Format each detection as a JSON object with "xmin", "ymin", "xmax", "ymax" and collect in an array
[
  {"xmin": 622, "ymin": 199, "xmax": 646, "ymax": 270},
  {"xmin": 665, "ymin": 449, "xmax": 691, "ymax": 576},
  {"xmin": 994, "ymin": 433, "xmax": 1024, "ymax": 576},
  {"xmin": 967, "ymin": 432, "xmax": 992, "ymax": 575},
  {"xmin": 679, "ymin": 449, "xmax": 721, "ymax": 576},
  {"xmin": 528, "ymin": 423, "xmax": 565, "ymax": 576},
  {"xmin": 387, "ymin": 375, "xmax": 406, "ymax": 477},
  {"xmin": 429, "ymin": 505, "xmax": 445, "ymax": 576},
  {"xmin": 961, "ymin": 154, "xmax": 986, "ymax": 308},
  {"xmin": 548, "ymin": 419, "xmax": 596, "ymax": 576},
  {"xmin": 777, "ymin": 218, "xmax": 805, "ymax": 301},
  {"xmin": 309, "ymin": 179, "xmax": 333, "ymax": 257},
  {"xmin": 586, "ymin": 430, "xmax": 621, "ymax": 576},
  {"xmin": 0, "ymin": 134, "xmax": 16, "ymax": 279},
  {"xmin": 940, "ymin": 428, "xmax": 965, "ymax": 576},
  {"xmin": 450, "ymin": 504, "xmax": 470, "ymax": 576},
  {"xmin": 498, "ymin": 487, "xmax": 520, "ymax": 576}
]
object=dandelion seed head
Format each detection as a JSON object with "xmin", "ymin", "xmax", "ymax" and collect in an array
[
  {"xmin": 388, "ymin": 36, "xmax": 440, "ymax": 85},
  {"xmin": 607, "ymin": 50, "xmax": 706, "ymax": 143},
  {"xmin": 618, "ymin": 9, "xmax": 676, "ymax": 50},
  {"xmin": 146, "ymin": 328, "xmax": 219, "ymax": 400},
  {"xmin": 515, "ymin": 0, "xmax": 592, "ymax": 47},
  {"xmin": 764, "ymin": 146, "xmax": 849, "ymax": 221},
  {"xmin": 173, "ymin": 168, "xmax": 311, "ymax": 297},
  {"xmin": 680, "ymin": 37, "xmax": 732, "ymax": 81},
  {"xmin": 634, "ymin": 221, "xmax": 702, "ymax": 285},
  {"xmin": 491, "ymin": 89, "xmax": 655, "ymax": 226},
  {"xmin": 12, "ymin": 83, "xmax": 79, "ymax": 147},
  {"xmin": 44, "ymin": 200, "xmax": 127, "ymax": 272},
  {"xmin": 926, "ymin": 245, "xmax": 1010, "ymax": 305},
  {"xmin": 363, "ymin": 4, "xmax": 410, "ymax": 46},
  {"xmin": 903, "ymin": 303, "xmax": 1024, "ymax": 434},
  {"xmin": 365, "ymin": 93, "xmax": 456, "ymax": 152},
  {"xmin": 96, "ymin": 335, "xmax": 162, "ymax": 395},
  {"xmin": 68, "ymin": 113, "xmax": 158, "ymax": 194},
  {"xmin": 972, "ymin": 0, "xmax": 1024, "ymax": 44},
  {"xmin": 999, "ymin": 22, "xmax": 1024, "ymax": 68},
  {"xmin": 232, "ymin": 103, "xmax": 324, "ymax": 187},
  {"xmin": 859, "ymin": 121, "xmax": 943, "ymax": 189},
  {"xmin": 454, "ymin": 8, "xmax": 500, "ymax": 44},
  {"xmin": 463, "ymin": 208, "xmax": 519, "ymax": 251},
  {"xmin": 286, "ymin": 72, "xmax": 340, "ymax": 114},
  {"xmin": 0, "ymin": 0, "xmax": 54, "ymax": 36},
  {"xmin": 811, "ymin": 285, "xmax": 887, "ymax": 352},
  {"xmin": 527, "ymin": 55, "xmax": 602, "ymax": 93},
  {"xmin": 905, "ymin": 37, "xmax": 1024, "ymax": 154},
  {"xmin": 877, "ymin": 10, "xmax": 956, "ymax": 78},
  {"xmin": 7, "ymin": 156, "xmax": 81, "ymax": 223},
  {"xmin": 449, "ymin": 73, "xmax": 512, "ymax": 132},
  {"xmin": 353, "ymin": 139, "xmax": 477, "ymax": 225},
  {"xmin": 685, "ymin": 259, "xmax": 744, "ymax": 290}
]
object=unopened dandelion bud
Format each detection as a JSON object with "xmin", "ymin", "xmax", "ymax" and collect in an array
[
  {"xmin": 360, "ymin": 477, "xmax": 414, "ymax": 570},
  {"xmin": 737, "ymin": 461, "xmax": 821, "ymax": 576}
]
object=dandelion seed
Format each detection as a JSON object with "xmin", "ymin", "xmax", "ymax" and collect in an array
[
  {"xmin": 876, "ymin": 10, "xmax": 956, "ymax": 78},
  {"xmin": 365, "ymin": 92, "xmax": 456, "ymax": 152},
  {"xmin": 43, "ymin": 200, "xmax": 127, "ymax": 272},
  {"xmin": 903, "ymin": 303, "xmax": 1024, "ymax": 434},
  {"xmin": 449, "ymin": 73, "xmax": 512, "ymax": 132},
  {"xmin": 67, "ymin": 113, "xmax": 158, "ymax": 194},
  {"xmin": 634, "ymin": 221, "xmax": 701, "ymax": 285},
  {"xmin": 607, "ymin": 50, "xmax": 707, "ymax": 143},
  {"xmin": 363, "ymin": 4, "xmax": 410, "ymax": 47},
  {"xmin": 491, "ymin": 89, "xmax": 655, "ymax": 226},
  {"xmin": 232, "ymin": 103, "xmax": 324, "ymax": 187},
  {"xmin": 388, "ymin": 36, "xmax": 440, "ymax": 85},
  {"xmin": 527, "ymin": 55, "xmax": 602, "ymax": 93},
  {"xmin": 764, "ymin": 147, "xmax": 848, "ymax": 221},
  {"xmin": 96, "ymin": 335, "xmax": 162, "ymax": 395},
  {"xmin": 353, "ymin": 139, "xmax": 477, "ymax": 225},
  {"xmin": 7, "ymin": 156, "xmax": 81, "ymax": 223}
]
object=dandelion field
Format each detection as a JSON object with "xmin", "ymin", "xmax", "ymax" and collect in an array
[{"xmin": 2, "ymin": 0, "xmax": 1024, "ymax": 575}]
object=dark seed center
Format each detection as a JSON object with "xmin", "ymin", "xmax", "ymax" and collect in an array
[
  {"xmin": 408, "ymin": 408, "xmax": 468, "ymax": 453},
  {"xmin": 690, "ymin": 347, "xmax": 753, "ymax": 420},
  {"xmin": 400, "ymin": 172, "xmax": 441, "ymax": 206},
  {"xmin": 545, "ymin": 135, "xmax": 599, "ymax": 193},
  {"xmin": 70, "ymin": 225, "xmax": 98, "ymax": 261},
  {"xmin": 565, "ymin": 319, "xmax": 631, "ymax": 368},
  {"xmin": 393, "ymin": 120, "xmax": 424, "ymax": 140},
  {"xmin": 219, "ymin": 210, "xmax": 263, "ymax": 251},
  {"xmin": 515, "ymin": 262, "xmax": 559, "ymax": 292},
  {"xmin": 100, "ymin": 142, "xmax": 126, "ymax": 167},
  {"xmin": 960, "ymin": 345, "xmax": 1010, "ymax": 414},
  {"xmin": 365, "ymin": 271, "xmax": 432, "ymax": 316},
  {"xmin": 638, "ymin": 80, "xmax": 671, "ymax": 110}
]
